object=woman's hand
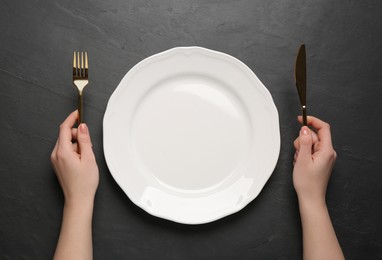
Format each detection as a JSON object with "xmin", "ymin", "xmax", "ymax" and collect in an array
[
  {"xmin": 293, "ymin": 116, "xmax": 344, "ymax": 260},
  {"xmin": 293, "ymin": 116, "xmax": 337, "ymax": 204},
  {"xmin": 51, "ymin": 110, "xmax": 99, "ymax": 207},
  {"xmin": 51, "ymin": 110, "xmax": 99, "ymax": 260}
]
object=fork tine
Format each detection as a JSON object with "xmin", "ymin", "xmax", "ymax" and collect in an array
[
  {"xmin": 77, "ymin": 52, "xmax": 80, "ymax": 76},
  {"xmin": 73, "ymin": 52, "xmax": 76, "ymax": 76},
  {"xmin": 85, "ymin": 52, "xmax": 88, "ymax": 77},
  {"xmin": 79, "ymin": 52, "xmax": 84, "ymax": 77}
]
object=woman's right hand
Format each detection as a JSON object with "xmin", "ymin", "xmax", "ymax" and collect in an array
[{"xmin": 292, "ymin": 116, "xmax": 337, "ymax": 204}]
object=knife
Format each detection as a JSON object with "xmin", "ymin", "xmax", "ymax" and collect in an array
[{"xmin": 294, "ymin": 44, "xmax": 307, "ymax": 126}]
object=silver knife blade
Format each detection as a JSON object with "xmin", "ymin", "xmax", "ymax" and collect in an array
[{"xmin": 294, "ymin": 44, "xmax": 307, "ymax": 126}]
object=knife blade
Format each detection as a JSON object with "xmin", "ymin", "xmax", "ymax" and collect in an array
[{"xmin": 294, "ymin": 44, "xmax": 307, "ymax": 126}]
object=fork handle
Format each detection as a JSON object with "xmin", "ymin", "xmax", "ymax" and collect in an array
[{"xmin": 78, "ymin": 91, "xmax": 83, "ymax": 123}]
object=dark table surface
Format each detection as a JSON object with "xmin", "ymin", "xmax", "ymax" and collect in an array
[{"xmin": 1, "ymin": 0, "xmax": 382, "ymax": 259}]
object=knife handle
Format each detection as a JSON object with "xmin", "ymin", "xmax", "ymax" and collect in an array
[{"xmin": 302, "ymin": 106, "xmax": 307, "ymax": 126}]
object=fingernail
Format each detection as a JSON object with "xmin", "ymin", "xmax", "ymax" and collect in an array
[
  {"xmin": 79, "ymin": 123, "xmax": 88, "ymax": 134},
  {"xmin": 301, "ymin": 126, "xmax": 310, "ymax": 135}
]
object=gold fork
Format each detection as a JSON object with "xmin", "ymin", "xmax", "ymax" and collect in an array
[{"xmin": 73, "ymin": 51, "xmax": 88, "ymax": 123}]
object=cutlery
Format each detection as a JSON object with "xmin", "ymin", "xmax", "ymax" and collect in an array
[
  {"xmin": 294, "ymin": 44, "xmax": 307, "ymax": 126},
  {"xmin": 73, "ymin": 51, "xmax": 88, "ymax": 123}
]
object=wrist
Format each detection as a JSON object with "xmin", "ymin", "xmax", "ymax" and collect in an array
[
  {"xmin": 63, "ymin": 199, "xmax": 95, "ymax": 225},
  {"xmin": 298, "ymin": 195, "xmax": 327, "ymax": 212},
  {"xmin": 296, "ymin": 189, "xmax": 326, "ymax": 206},
  {"xmin": 64, "ymin": 196, "xmax": 95, "ymax": 211}
]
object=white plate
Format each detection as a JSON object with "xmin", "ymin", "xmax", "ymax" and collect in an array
[{"xmin": 103, "ymin": 47, "xmax": 280, "ymax": 224}]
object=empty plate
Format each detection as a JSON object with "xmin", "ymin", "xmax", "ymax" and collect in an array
[{"xmin": 103, "ymin": 47, "xmax": 280, "ymax": 224}]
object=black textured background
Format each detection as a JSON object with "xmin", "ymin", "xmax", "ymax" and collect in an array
[{"xmin": 1, "ymin": 0, "xmax": 381, "ymax": 259}]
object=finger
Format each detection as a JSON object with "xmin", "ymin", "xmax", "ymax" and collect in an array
[
  {"xmin": 72, "ymin": 143, "xmax": 79, "ymax": 154},
  {"xmin": 294, "ymin": 137, "xmax": 299, "ymax": 150},
  {"xmin": 297, "ymin": 116, "xmax": 318, "ymax": 140},
  {"xmin": 51, "ymin": 140, "xmax": 59, "ymax": 162},
  {"xmin": 298, "ymin": 115, "xmax": 332, "ymax": 149},
  {"xmin": 71, "ymin": 128, "xmax": 78, "ymax": 142},
  {"xmin": 297, "ymin": 115, "xmax": 307, "ymax": 125},
  {"xmin": 58, "ymin": 110, "xmax": 79, "ymax": 150},
  {"xmin": 311, "ymin": 130, "xmax": 318, "ymax": 144},
  {"xmin": 297, "ymin": 115, "xmax": 316, "ymax": 127},
  {"xmin": 296, "ymin": 116, "xmax": 317, "ymax": 145},
  {"xmin": 294, "ymin": 132, "xmax": 317, "ymax": 150},
  {"xmin": 295, "ymin": 126, "xmax": 313, "ymax": 163},
  {"xmin": 307, "ymin": 116, "xmax": 333, "ymax": 150},
  {"xmin": 77, "ymin": 123, "xmax": 95, "ymax": 161}
]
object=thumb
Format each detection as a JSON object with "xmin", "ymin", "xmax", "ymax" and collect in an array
[
  {"xmin": 77, "ymin": 123, "xmax": 94, "ymax": 160},
  {"xmin": 296, "ymin": 126, "xmax": 313, "ymax": 163}
]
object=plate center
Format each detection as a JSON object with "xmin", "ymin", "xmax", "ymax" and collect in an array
[{"xmin": 131, "ymin": 75, "xmax": 251, "ymax": 192}]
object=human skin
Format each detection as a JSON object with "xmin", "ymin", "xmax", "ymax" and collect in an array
[
  {"xmin": 50, "ymin": 112, "xmax": 344, "ymax": 260},
  {"xmin": 293, "ymin": 116, "xmax": 344, "ymax": 260},
  {"xmin": 51, "ymin": 110, "xmax": 99, "ymax": 260}
]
